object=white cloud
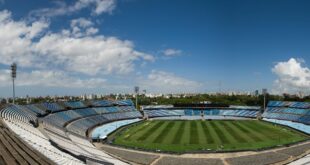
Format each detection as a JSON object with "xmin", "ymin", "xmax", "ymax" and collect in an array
[
  {"xmin": 139, "ymin": 70, "xmax": 202, "ymax": 93},
  {"xmin": 0, "ymin": 70, "xmax": 106, "ymax": 88},
  {"xmin": 71, "ymin": 18, "xmax": 94, "ymax": 28},
  {"xmin": 0, "ymin": 10, "xmax": 154, "ymax": 76},
  {"xmin": 272, "ymin": 58, "xmax": 310, "ymax": 93},
  {"xmin": 162, "ymin": 48, "xmax": 182, "ymax": 56},
  {"xmin": 73, "ymin": 0, "xmax": 116, "ymax": 15},
  {"xmin": 0, "ymin": 10, "xmax": 49, "ymax": 68},
  {"xmin": 0, "ymin": 9, "xmax": 155, "ymax": 94},
  {"xmin": 30, "ymin": 0, "xmax": 116, "ymax": 18},
  {"xmin": 35, "ymin": 34, "xmax": 154, "ymax": 75},
  {"xmin": 69, "ymin": 18, "xmax": 98, "ymax": 37}
]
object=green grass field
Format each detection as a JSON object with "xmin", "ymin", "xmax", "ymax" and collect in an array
[{"xmin": 111, "ymin": 120, "xmax": 309, "ymax": 153}]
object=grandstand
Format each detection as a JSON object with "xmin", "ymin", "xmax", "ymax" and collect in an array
[
  {"xmin": 0, "ymin": 100, "xmax": 140, "ymax": 165},
  {"xmin": 0, "ymin": 100, "xmax": 309, "ymax": 165},
  {"xmin": 262, "ymin": 101, "xmax": 310, "ymax": 132},
  {"xmin": 263, "ymin": 101, "xmax": 310, "ymax": 124},
  {"xmin": 0, "ymin": 117, "xmax": 55, "ymax": 165},
  {"xmin": 143, "ymin": 106, "xmax": 259, "ymax": 118}
]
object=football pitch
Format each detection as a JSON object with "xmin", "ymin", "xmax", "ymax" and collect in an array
[{"xmin": 111, "ymin": 120, "xmax": 309, "ymax": 153}]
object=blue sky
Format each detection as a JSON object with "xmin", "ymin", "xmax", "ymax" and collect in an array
[{"xmin": 0, "ymin": 0, "xmax": 310, "ymax": 97}]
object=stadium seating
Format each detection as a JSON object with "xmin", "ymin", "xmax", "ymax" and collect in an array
[
  {"xmin": 115, "ymin": 100, "xmax": 134, "ymax": 106},
  {"xmin": 88, "ymin": 100, "xmax": 114, "ymax": 107},
  {"xmin": 2, "ymin": 99, "xmax": 308, "ymax": 165},
  {"xmin": 0, "ymin": 99, "xmax": 141, "ymax": 165},
  {"xmin": 144, "ymin": 109, "xmax": 259, "ymax": 119},
  {"xmin": 208, "ymin": 109, "xmax": 220, "ymax": 115},
  {"xmin": 66, "ymin": 111, "xmax": 142, "ymax": 137},
  {"xmin": 67, "ymin": 133, "xmax": 128, "ymax": 165},
  {"xmin": 0, "ymin": 105, "xmax": 37, "ymax": 125},
  {"xmin": 63, "ymin": 101, "xmax": 86, "ymax": 109},
  {"xmin": 44, "ymin": 128, "xmax": 93, "ymax": 157},
  {"xmin": 41, "ymin": 102, "xmax": 65, "ymax": 112},
  {"xmin": 87, "ymin": 100, "xmax": 134, "ymax": 107},
  {"xmin": 75, "ymin": 108, "xmax": 98, "ymax": 116},
  {"xmin": 24, "ymin": 104, "xmax": 47, "ymax": 116},
  {"xmin": 263, "ymin": 101, "xmax": 310, "ymax": 125},
  {"xmin": 144, "ymin": 110, "xmax": 185, "ymax": 118},
  {"xmin": 193, "ymin": 110, "xmax": 201, "ymax": 116},
  {"xmin": 42, "ymin": 105, "xmax": 139, "ymax": 128},
  {"xmin": 3, "ymin": 119, "xmax": 85, "ymax": 165},
  {"xmin": 67, "ymin": 115, "xmax": 109, "ymax": 137},
  {"xmin": 0, "ymin": 119, "xmax": 55, "ymax": 165},
  {"xmin": 184, "ymin": 109, "xmax": 193, "ymax": 116},
  {"xmin": 43, "ymin": 110, "xmax": 82, "ymax": 128},
  {"xmin": 91, "ymin": 118, "xmax": 141, "ymax": 139},
  {"xmin": 206, "ymin": 109, "xmax": 258, "ymax": 117},
  {"xmin": 268, "ymin": 101, "xmax": 310, "ymax": 109}
]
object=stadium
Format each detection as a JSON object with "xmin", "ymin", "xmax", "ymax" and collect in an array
[
  {"xmin": 1, "ymin": 0, "xmax": 310, "ymax": 165},
  {"xmin": 0, "ymin": 100, "xmax": 310, "ymax": 165}
]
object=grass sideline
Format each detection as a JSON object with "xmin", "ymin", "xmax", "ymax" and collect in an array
[{"xmin": 111, "ymin": 120, "xmax": 309, "ymax": 153}]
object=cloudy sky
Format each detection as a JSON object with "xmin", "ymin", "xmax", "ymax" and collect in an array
[{"xmin": 0, "ymin": 0, "xmax": 310, "ymax": 97}]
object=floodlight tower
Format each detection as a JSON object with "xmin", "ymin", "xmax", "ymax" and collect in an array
[
  {"xmin": 262, "ymin": 88, "xmax": 267, "ymax": 112},
  {"xmin": 11, "ymin": 63, "xmax": 17, "ymax": 104},
  {"xmin": 134, "ymin": 86, "xmax": 139, "ymax": 110}
]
